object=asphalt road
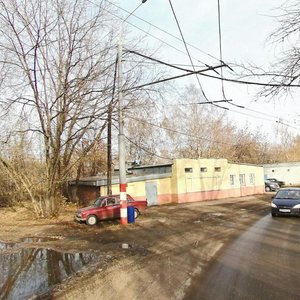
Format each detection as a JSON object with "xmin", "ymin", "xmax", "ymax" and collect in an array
[{"xmin": 185, "ymin": 214, "xmax": 300, "ymax": 300}]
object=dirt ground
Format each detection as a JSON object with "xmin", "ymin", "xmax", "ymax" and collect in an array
[{"xmin": 0, "ymin": 194, "xmax": 272, "ymax": 299}]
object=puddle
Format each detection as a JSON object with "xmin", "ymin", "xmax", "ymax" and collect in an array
[{"xmin": 0, "ymin": 239, "xmax": 100, "ymax": 299}]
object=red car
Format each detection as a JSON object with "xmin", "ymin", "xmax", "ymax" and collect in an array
[{"xmin": 75, "ymin": 194, "xmax": 147, "ymax": 226}]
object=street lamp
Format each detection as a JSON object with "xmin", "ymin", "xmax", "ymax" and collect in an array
[{"xmin": 118, "ymin": 0, "xmax": 148, "ymax": 225}]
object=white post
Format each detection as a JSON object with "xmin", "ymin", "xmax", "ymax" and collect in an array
[
  {"xmin": 117, "ymin": 1, "xmax": 149, "ymax": 225},
  {"xmin": 118, "ymin": 25, "xmax": 128, "ymax": 225}
]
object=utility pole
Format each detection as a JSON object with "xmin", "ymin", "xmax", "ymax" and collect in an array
[
  {"xmin": 107, "ymin": 101, "xmax": 112, "ymax": 195},
  {"xmin": 118, "ymin": 0, "xmax": 148, "ymax": 225}
]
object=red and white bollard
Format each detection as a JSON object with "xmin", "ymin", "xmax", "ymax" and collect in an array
[{"xmin": 120, "ymin": 183, "xmax": 128, "ymax": 225}]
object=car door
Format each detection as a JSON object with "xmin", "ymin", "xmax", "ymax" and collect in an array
[
  {"xmin": 95, "ymin": 198, "xmax": 108, "ymax": 220},
  {"xmin": 104, "ymin": 197, "xmax": 118, "ymax": 219},
  {"xmin": 113, "ymin": 196, "xmax": 121, "ymax": 219}
]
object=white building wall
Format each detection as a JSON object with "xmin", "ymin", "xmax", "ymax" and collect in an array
[{"xmin": 263, "ymin": 162, "xmax": 300, "ymax": 186}]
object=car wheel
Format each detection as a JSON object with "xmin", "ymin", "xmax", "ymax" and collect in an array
[
  {"xmin": 86, "ymin": 215, "xmax": 97, "ymax": 226},
  {"xmin": 265, "ymin": 186, "xmax": 271, "ymax": 192},
  {"xmin": 271, "ymin": 213, "xmax": 277, "ymax": 217},
  {"xmin": 134, "ymin": 208, "xmax": 139, "ymax": 219}
]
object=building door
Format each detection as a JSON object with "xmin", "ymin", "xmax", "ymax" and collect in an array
[{"xmin": 146, "ymin": 182, "xmax": 158, "ymax": 206}]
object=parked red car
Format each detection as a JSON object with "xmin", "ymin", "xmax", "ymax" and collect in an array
[{"xmin": 75, "ymin": 194, "xmax": 147, "ymax": 225}]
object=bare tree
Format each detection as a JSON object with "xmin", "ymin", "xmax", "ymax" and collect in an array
[
  {"xmin": 229, "ymin": 126, "xmax": 270, "ymax": 164},
  {"xmin": 262, "ymin": 1, "xmax": 300, "ymax": 96},
  {"xmin": 235, "ymin": 1, "xmax": 300, "ymax": 97},
  {"xmin": 160, "ymin": 85, "xmax": 233, "ymax": 159},
  {"xmin": 0, "ymin": 0, "xmax": 118, "ymax": 216}
]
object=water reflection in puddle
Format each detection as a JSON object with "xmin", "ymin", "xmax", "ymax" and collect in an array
[{"xmin": 0, "ymin": 240, "xmax": 99, "ymax": 299}]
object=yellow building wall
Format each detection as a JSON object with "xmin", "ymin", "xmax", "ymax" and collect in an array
[
  {"xmin": 171, "ymin": 159, "xmax": 264, "ymax": 203},
  {"xmin": 172, "ymin": 159, "xmax": 228, "ymax": 193},
  {"xmin": 100, "ymin": 177, "xmax": 173, "ymax": 204},
  {"xmin": 100, "ymin": 158, "xmax": 264, "ymax": 205}
]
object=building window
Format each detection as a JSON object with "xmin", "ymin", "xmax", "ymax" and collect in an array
[
  {"xmin": 287, "ymin": 169, "xmax": 290, "ymax": 172},
  {"xmin": 214, "ymin": 167, "xmax": 221, "ymax": 172},
  {"xmin": 239, "ymin": 174, "xmax": 246, "ymax": 186},
  {"xmin": 249, "ymin": 173, "xmax": 255, "ymax": 185},
  {"xmin": 230, "ymin": 175, "xmax": 236, "ymax": 186},
  {"xmin": 272, "ymin": 169, "xmax": 275, "ymax": 172},
  {"xmin": 185, "ymin": 168, "xmax": 193, "ymax": 173},
  {"xmin": 200, "ymin": 167, "xmax": 207, "ymax": 172}
]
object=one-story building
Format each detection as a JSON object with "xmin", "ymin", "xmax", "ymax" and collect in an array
[
  {"xmin": 69, "ymin": 158, "xmax": 265, "ymax": 205},
  {"xmin": 263, "ymin": 161, "xmax": 300, "ymax": 186}
]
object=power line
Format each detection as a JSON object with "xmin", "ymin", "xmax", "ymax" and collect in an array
[
  {"xmin": 125, "ymin": 49, "xmax": 194, "ymax": 73},
  {"xmin": 124, "ymin": 135, "xmax": 174, "ymax": 160},
  {"xmin": 124, "ymin": 49, "xmax": 300, "ymax": 94},
  {"xmin": 88, "ymin": 0, "xmax": 214, "ymax": 67},
  {"xmin": 92, "ymin": 1, "xmax": 300, "ymax": 90},
  {"xmin": 216, "ymin": 0, "xmax": 249, "ymax": 110},
  {"xmin": 168, "ymin": 0, "xmax": 229, "ymax": 110},
  {"xmin": 127, "ymin": 115, "xmax": 233, "ymax": 146},
  {"xmin": 217, "ymin": 0, "xmax": 226, "ymax": 101},
  {"xmin": 124, "ymin": 60, "xmax": 207, "ymax": 69},
  {"xmin": 105, "ymin": 0, "xmax": 223, "ymax": 64},
  {"xmin": 123, "ymin": 64, "xmax": 227, "ymax": 93},
  {"xmin": 197, "ymin": 72, "xmax": 300, "ymax": 87},
  {"xmin": 89, "ymin": 0, "xmax": 300, "ymax": 127},
  {"xmin": 124, "ymin": 49, "xmax": 300, "ymax": 121},
  {"xmin": 128, "ymin": 104, "xmax": 300, "ymax": 140},
  {"xmin": 151, "ymin": 97, "xmax": 300, "ymax": 129}
]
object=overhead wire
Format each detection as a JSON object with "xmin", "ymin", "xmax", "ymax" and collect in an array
[
  {"xmin": 196, "ymin": 72, "xmax": 300, "ymax": 87},
  {"xmin": 124, "ymin": 60, "xmax": 207, "ymax": 69},
  {"xmin": 105, "ymin": 0, "xmax": 223, "ymax": 64},
  {"xmin": 124, "ymin": 49, "xmax": 300, "ymax": 127},
  {"xmin": 124, "ymin": 135, "xmax": 174, "ymax": 160},
  {"xmin": 217, "ymin": 0, "xmax": 227, "ymax": 102},
  {"xmin": 118, "ymin": 0, "xmax": 300, "ymax": 123},
  {"xmin": 127, "ymin": 115, "xmax": 233, "ymax": 146},
  {"xmin": 91, "ymin": 0, "xmax": 300, "ymax": 131},
  {"xmin": 125, "ymin": 49, "xmax": 226, "ymax": 74},
  {"xmin": 127, "ymin": 111, "xmax": 300, "ymax": 145},
  {"xmin": 168, "ymin": 0, "xmax": 229, "ymax": 110},
  {"xmin": 125, "ymin": 49, "xmax": 300, "ymax": 88},
  {"xmin": 95, "ymin": 0, "xmax": 300, "ymax": 91},
  {"xmin": 216, "ymin": 0, "xmax": 251, "ymax": 110},
  {"xmin": 87, "ymin": 0, "xmax": 216, "ymax": 68},
  {"xmin": 125, "ymin": 49, "xmax": 195, "ymax": 72},
  {"xmin": 123, "ymin": 64, "xmax": 226, "ymax": 92}
]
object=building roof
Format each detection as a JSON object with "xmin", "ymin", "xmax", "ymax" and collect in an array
[{"xmin": 263, "ymin": 161, "xmax": 300, "ymax": 168}]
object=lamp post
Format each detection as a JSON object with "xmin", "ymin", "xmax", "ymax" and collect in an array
[{"xmin": 118, "ymin": 1, "xmax": 148, "ymax": 225}]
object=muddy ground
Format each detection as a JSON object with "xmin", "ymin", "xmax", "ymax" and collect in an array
[{"xmin": 0, "ymin": 194, "xmax": 272, "ymax": 299}]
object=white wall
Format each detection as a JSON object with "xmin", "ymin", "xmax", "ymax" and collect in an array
[{"xmin": 264, "ymin": 162, "xmax": 300, "ymax": 186}]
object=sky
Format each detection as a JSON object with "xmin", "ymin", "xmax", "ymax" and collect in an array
[{"xmin": 114, "ymin": 0, "xmax": 300, "ymax": 142}]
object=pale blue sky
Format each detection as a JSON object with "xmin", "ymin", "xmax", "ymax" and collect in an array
[{"xmin": 115, "ymin": 0, "xmax": 300, "ymax": 140}]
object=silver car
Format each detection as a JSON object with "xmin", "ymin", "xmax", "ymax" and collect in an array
[{"xmin": 265, "ymin": 179, "xmax": 279, "ymax": 192}]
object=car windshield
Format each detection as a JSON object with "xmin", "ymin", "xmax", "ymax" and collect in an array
[{"xmin": 275, "ymin": 190, "xmax": 300, "ymax": 199}]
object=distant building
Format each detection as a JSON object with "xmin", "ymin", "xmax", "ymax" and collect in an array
[
  {"xmin": 69, "ymin": 158, "xmax": 264, "ymax": 205},
  {"xmin": 263, "ymin": 161, "xmax": 300, "ymax": 186}
]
